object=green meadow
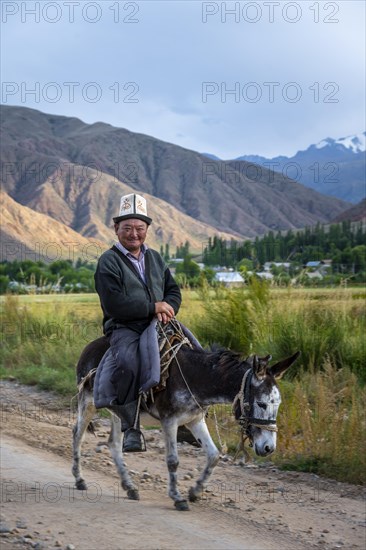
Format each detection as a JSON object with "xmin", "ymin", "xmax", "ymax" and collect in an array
[{"xmin": 1, "ymin": 285, "xmax": 365, "ymax": 484}]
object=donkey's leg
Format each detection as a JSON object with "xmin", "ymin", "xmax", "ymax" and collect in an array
[
  {"xmin": 72, "ymin": 390, "xmax": 96, "ymax": 491},
  {"xmin": 161, "ymin": 418, "xmax": 189, "ymax": 511},
  {"xmin": 108, "ymin": 413, "xmax": 139, "ymax": 501},
  {"xmin": 185, "ymin": 417, "xmax": 220, "ymax": 502}
]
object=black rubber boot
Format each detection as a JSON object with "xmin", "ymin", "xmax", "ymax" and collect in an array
[
  {"xmin": 108, "ymin": 401, "xmax": 146, "ymax": 452},
  {"xmin": 123, "ymin": 427, "xmax": 146, "ymax": 453},
  {"xmin": 177, "ymin": 426, "xmax": 201, "ymax": 447}
]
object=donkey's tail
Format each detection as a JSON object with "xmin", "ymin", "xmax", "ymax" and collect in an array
[{"xmin": 77, "ymin": 368, "xmax": 97, "ymax": 393}]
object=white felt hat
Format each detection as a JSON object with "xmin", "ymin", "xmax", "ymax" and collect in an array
[{"xmin": 113, "ymin": 193, "xmax": 152, "ymax": 225}]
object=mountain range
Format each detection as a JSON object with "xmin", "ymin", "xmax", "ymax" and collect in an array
[
  {"xmin": 0, "ymin": 105, "xmax": 353, "ymax": 260},
  {"xmin": 226, "ymin": 132, "xmax": 365, "ymax": 204}
]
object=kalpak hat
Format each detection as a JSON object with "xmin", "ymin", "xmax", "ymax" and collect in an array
[{"xmin": 113, "ymin": 193, "xmax": 152, "ymax": 225}]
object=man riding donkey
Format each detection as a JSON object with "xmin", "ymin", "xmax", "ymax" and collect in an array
[{"xmin": 94, "ymin": 193, "xmax": 198, "ymax": 452}]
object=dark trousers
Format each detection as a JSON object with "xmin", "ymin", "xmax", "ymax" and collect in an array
[{"xmin": 108, "ymin": 327, "xmax": 142, "ymax": 406}]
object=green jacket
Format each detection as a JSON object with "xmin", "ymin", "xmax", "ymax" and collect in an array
[{"xmin": 94, "ymin": 246, "xmax": 182, "ymax": 334}]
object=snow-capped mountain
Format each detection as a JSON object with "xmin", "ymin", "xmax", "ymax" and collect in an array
[
  {"xmin": 315, "ymin": 132, "xmax": 365, "ymax": 154},
  {"xmin": 232, "ymin": 132, "xmax": 366, "ymax": 204}
]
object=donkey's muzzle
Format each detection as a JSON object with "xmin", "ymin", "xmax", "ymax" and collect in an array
[{"xmin": 254, "ymin": 442, "xmax": 275, "ymax": 457}]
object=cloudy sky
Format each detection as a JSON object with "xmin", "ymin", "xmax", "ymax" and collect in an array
[{"xmin": 1, "ymin": 0, "xmax": 365, "ymax": 158}]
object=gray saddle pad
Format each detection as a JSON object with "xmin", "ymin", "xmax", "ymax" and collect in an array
[{"xmin": 93, "ymin": 319, "xmax": 202, "ymax": 409}]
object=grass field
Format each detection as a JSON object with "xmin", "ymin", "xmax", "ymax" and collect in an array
[{"xmin": 1, "ymin": 286, "xmax": 365, "ymax": 484}]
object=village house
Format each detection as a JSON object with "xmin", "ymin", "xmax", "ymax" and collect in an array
[
  {"xmin": 256, "ymin": 271, "xmax": 274, "ymax": 280},
  {"xmin": 263, "ymin": 262, "xmax": 291, "ymax": 272},
  {"xmin": 304, "ymin": 260, "xmax": 333, "ymax": 278},
  {"xmin": 214, "ymin": 271, "xmax": 244, "ymax": 287}
]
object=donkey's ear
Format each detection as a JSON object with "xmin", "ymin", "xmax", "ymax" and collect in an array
[
  {"xmin": 268, "ymin": 351, "xmax": 300, "ymax": 379},
  {"xmin": 253, "ymin": 354, "xmax": 272, "ymax": 380}
]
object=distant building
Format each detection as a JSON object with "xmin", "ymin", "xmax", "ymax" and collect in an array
[
  {"xmin": 264, "ymin": 262, "xmax": 291, "ymax": 272},
  {"xmin": 305, "ymin": 260, "xmax": 332, "ymax": 276},
  {"xmin": 215, "ymin": 271, "xmax": 244, "ymax": 287},
  {"xmin": 256, "ymin": 272, "xmax": 274, "ymax": 280},
  {"xmin": 306, "ymin": 271, "xmax": 323, "ymax": 279},
  {"xmin": 212, "ymin": 266, "xmax": 234, "ymax": 272},
  {"xmin": 305, "ymin": 261, "xmax": 322, "ymax": 268}
]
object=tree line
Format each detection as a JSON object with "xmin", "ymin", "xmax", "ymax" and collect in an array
[
  {"xmin": 1, "ymin": 221, "xmax": 365, "ymax": 293},
  {"xmin": 203, "ymin": 221, "xmax": 366, "ymax": 273},
  {"xmin": 0, "ymin": 259, "xmax": 95, "ymax": 294}
]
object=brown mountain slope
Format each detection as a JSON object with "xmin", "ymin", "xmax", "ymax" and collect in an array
[
  {"xmin": 0, "ymin": 191, "xmax": 107, "ymax": 262},
  {"xmin": 1, "ymin": 105, "xmax": 350, "ymax": 241},
  {"xmin": 332, "ymin": 198, "xmax": 366, "ymax": 223},
  {"xmin": 1, "ymin": 178, "xmax": 238, "ymax": 260}
]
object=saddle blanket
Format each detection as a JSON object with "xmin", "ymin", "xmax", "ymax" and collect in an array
[{"xmin": 93, "ymin": 319, "xmax": 202, "ymax": 409}]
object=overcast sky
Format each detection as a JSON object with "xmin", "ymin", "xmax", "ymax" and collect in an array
[{"xmin": 1, "ymin": 0, "xmax": 365, "ymax": 158}]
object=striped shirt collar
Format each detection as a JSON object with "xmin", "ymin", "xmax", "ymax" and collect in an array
[
  {"xmin": 114, "ymin": 241, "xmax": 148, "ymax": 258},
  {"xmin": 114, "ymin": 241, "xmax": 148, "ymax": 283}
]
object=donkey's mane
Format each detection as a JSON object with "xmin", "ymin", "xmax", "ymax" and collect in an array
[
  {"xmin": 203, "ymin": 347, "xmax": 249, "ymax": 375},
  {"xmin": 182, "ymin": 344, "xmax": 249, "ymax": 372}
]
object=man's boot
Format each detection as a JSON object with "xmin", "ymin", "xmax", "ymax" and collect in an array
[
  {"xmin": 177, "ymin": 426, "xmax": 201, "ymax": 447},
  {"xmin": 108, "ymin": 401, "xmax": 146, "ymax": 453}
]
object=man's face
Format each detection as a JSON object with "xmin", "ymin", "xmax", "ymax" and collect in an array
[{"xmin": 115, "ymin": 219, "xmax": 148, "ymax": 254}]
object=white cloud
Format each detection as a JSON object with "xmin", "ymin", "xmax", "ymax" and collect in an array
[{"xmin": 1, "ymin": 0, "xmax": 365, "ymax": 157}]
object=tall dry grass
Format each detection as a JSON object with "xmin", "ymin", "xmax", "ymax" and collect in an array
[
  {"xmin": 208, "ymin": 360, "xmax": 365, "ymax": 484},
  {"xmin": 1, "ymin": 288, "xmax": 365, "ymax": 483},
  {"xmin": 0, "ymin": 295, "xmax": 102, "ymax": 395},
  {"xmin": 276, "ymin": 360, "xmax": 366, "ymax": 483},
  {"xmin": 189, "ymin": 282, "xmax": 365, "ymax": 484},
  {"xmin": 189, "ymin": 283, "xmax": 365, "ymax": 382}
]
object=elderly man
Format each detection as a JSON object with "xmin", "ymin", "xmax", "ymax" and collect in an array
[{"xmin": 94, "ymin": 193, "xmax": 182, "ymax": 451}]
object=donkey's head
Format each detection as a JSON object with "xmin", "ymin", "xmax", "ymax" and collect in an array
[{"xmin": 234, "ymin": 351, "xmax": 300, "ymax": 457}]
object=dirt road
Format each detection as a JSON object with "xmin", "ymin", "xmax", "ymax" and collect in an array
[{"xmin": 0, "ymin": 381, "xmax": 365, "ymax": 550}]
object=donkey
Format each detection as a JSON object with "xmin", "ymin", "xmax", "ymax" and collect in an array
[{"xmin": 72, "ymin": 334, "xmax": 299, "ymax": 511}]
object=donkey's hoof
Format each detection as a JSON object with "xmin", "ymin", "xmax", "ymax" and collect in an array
[
  {"xmin": 127, "ymin": 489, "xmax": 140, "ymax": 500},
  {"xmin": 175, "ymin": 500, "xmax": 189, "ymax": 511},
  {"xmin": 188, "ymin": 488, "xmax": 199, "ymax": 502},
  {"xmin": 75, "ymin": 480, "xmax": 87, "ymax": 491}
]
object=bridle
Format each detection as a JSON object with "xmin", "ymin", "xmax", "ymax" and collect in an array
[{"xmin": 232, "ymin": 368, "xmax": 278, "ymax": 446}]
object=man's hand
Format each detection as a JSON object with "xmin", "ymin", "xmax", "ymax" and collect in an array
[{"xmin": 155, "ymin": 301, "xmax": 174, "ymax": 324}]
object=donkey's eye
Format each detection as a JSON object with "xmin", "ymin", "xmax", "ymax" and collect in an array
[{"xmin": 257, "ymin": 402, "xmax": 267, "ymax": 410}]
